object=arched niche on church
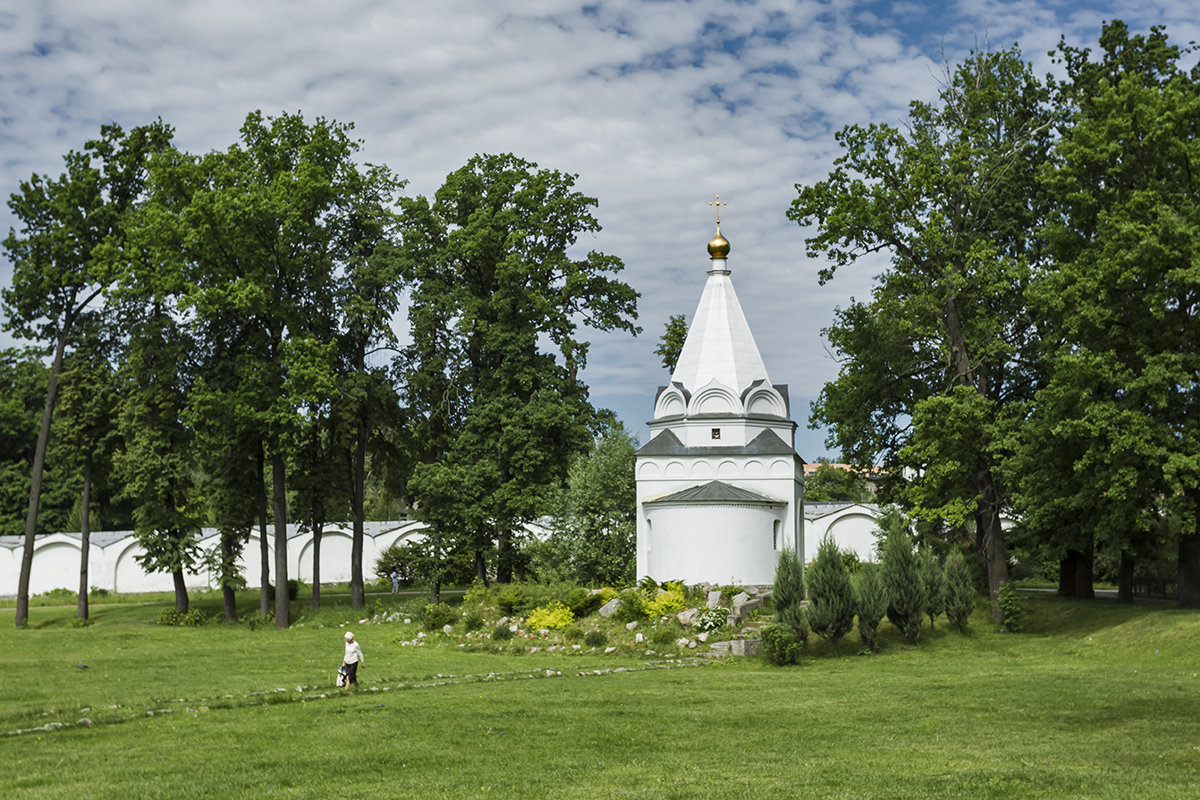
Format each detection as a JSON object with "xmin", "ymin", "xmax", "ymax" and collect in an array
[
  {"xmin": 745, "ymin": 385, "xmax": 786, "ymax": 418},
  {"xmin": 690, "ymin": 461, "xmax": 714, "ymax": 479},
  {"xmin": 689, "ymin": 382, "xmax": 742, "ymax": 416},
  {"xmin": 744, "ymin": 459, "xmax": 766, "ymax": 477},
  {"xmin": 654, "ymin": 387, "xmax": 688, "ymax": 419},
  {"xmin": 664, "ymin": 461, "xmax": 687, "ymax": 478},
  {"xmin": 770, "ymin": 459, "xmax": 793, "ymax": 477},
  {"xmin": 717, "ymin": 460, "xmax": 739, "ymax": 479},
  {"xmin": 638, "ymin": 461, "xmax": 661, "ymax": 478}
]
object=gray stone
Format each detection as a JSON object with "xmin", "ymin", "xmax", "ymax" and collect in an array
[
  {"xmin": 732, "ymin": 591, "xmax": 751, "ymax": 605},
  {"xmin": 677, "ymin": 608, "xmax": 699, "ymax": 627},
  {"xmin": 730, "ymin": 639, "xmax": 761, "ymax": 657},
  {"xmin": 625, "ymin": 621, "xmax": 639, "ymax": 631},
  {"xmin": 705, "ymin": 590, "xmax": 728, "ymax": 609},
  {"xmin": 599, "ymin": 598, "xmax": 620, "ymax": 618}
]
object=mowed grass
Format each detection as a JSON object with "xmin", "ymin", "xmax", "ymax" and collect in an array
[{"xmin": 2, "ymin": 593, "xmax": 1199, "ymax": 799}]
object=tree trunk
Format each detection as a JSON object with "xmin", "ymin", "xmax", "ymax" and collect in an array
[
  {"xmin": 351, "ymin": 422, "xmax": 366, "ymax": 608},
  {"xmin": 222, "ymin": 531, "xmax": 237, "ymax": 621},
  {"xmin": 475, "ymin": 549, "xmax": 487, "ymax": 583},
  {"xmin": 173, "ymin": 567, "xmax": 188, "ymax": 613},
  {"xmin": 497, "ymin": 530, "xmax": 513, "ymax": 584},
  {"xmin": 1178, "ymin": 534, "xmax": 1200, "ymax": 609},
  {"xmin": 77, "ymin": 454, "xmax": 92, "ymax": 621},
  {"xmin": 257, "ymin": 442, "xmax": 271, "ymax": 618},
  {"xmin": 1117, "ymin": 549, "xmax": 1134, "ymax": 604},
  {"xmin": 271, "ymin": 446, "xmax": 290, "ymax": 628},
  {"xmin": 15, "ymin": 326, "xmax": 69, "ymax": 627},
  {"xmin": 312, "ymin": 520, "xmax": 323, "ymax": 610},
  {"xmin": 976, "ymin": 470, "xmax": 1008, "ymax": 621},
  {"xmin": 1073, "ymin": 534, "xmax": 1095, "ymax": 600},
  {"xmin": 429, "ymin": 529, "xmax": 441, "ymax": 605},
  {"xmin": 1058, "ymin": 550, "xmax": 1079, "ymax": 597}
]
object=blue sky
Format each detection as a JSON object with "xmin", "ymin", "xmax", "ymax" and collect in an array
[{"xmin": 1, "ymin": 1, "xmax": 1195, "ymax": 460}]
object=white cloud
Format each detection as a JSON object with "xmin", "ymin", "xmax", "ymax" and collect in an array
[{"xmin": 1, "ymin": 0, "xmax": 1195, "ymax": 460}]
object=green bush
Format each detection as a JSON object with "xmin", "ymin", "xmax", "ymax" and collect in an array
[
  {"xmin": 881, "ymin": 518, "xmax": 926, "ymax": 645},
  {"xmin": 491, "ymin": 624, "xmax": 513, "ymax": 641},
  {"xmin": 944, "ymin": 550, "xmax": 976, "ymax": 632},
  {"xmin": 157, "ymin": 608, "xmax": 215, "ymax": 626},
  {"xmin": 996, "ymin": 580, "xmax": 1027, "ymax": 633},
  {"xmin": 584, "ymin": 629, "xmax": 608, "ymax": 648},
  {"xmin": 463, "ymin": 611, "xmax": 485, "ymax": 632},
  {"xmin": 36, "ymin": 587, "xmax": 77, "ymax": 601},
  {"xmin": 651, "ymin": 626, "xmax": 678, "ymax": 645},
  {"xmin": 421, "ymin": 602, "xmax": 459, "ymax": 631},
  {"xmin": 496, "ymin": 583, "xmax": 529, "ymax": 615},
  {"xmin": 565, "ymin": 587, "xmax": 605, "ymax": 618},
  {"xmin": 854, "ymin": 564, "xmax": 888, "ymax": 652},
  {"xmin": 561, "ymin": 625, "xmax": 584, "ymax": 642},
  {"xmin": 760, "ymin": 622, "xmax": 803, "ymax": 665},
  {"xmin": 89, "ymin": 586, "xmax": 110, "ymax": 598},
  {"xmin": 773, "ymin": 549, "xmax": 807, "ymax": 633},
  {"xmin": 920, "ymin": 549, "xmax": 947, "ymax": 632},
  {"xmin": 807, "ymin": 534, "xmax": 856, "ymax": 655},
  {"xmin": 614, "ymin": 588, "xmax": 649, "ymax": 622}
]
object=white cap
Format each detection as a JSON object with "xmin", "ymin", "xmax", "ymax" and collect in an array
[{"xmin": 344, "ymin": 632, "xmax": 354, "ymax": 642}]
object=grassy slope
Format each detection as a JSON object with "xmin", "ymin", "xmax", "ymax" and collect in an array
[{"xmin": 2, "ymin": 594, "xmax": 1198, "ymax": 799}]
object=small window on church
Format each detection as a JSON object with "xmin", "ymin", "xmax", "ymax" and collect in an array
[
  {"xmin": 773, "ymin": 520, "xmax": 782, "ymax": 551},
  {"xmin": 711, "ymin": 428, "xmax": 721, "ymax": 440}
]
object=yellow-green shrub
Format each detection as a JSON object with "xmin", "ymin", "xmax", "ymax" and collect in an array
[
  {"xmin": 647, "ymin": 586, "xmax": 688, "ymax": 617},
  {"xmin": 526, "ymin": 601, "xmax": 575, "ymax": 630}
]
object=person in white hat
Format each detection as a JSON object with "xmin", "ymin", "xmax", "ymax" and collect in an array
[{"xmin": 341, "ymin": 631, "xmax": 365, "ymax": 686}]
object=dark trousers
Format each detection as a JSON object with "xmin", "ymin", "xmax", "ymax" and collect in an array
[{"xmin": 344, "ymin": 661, "xmax": 358, "ymax": 685}]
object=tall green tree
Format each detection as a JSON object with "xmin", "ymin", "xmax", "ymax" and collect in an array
[
  {"xmin": 2, "ymin": 120, "xmax": 173, "ymax": 626},
  {"xmin": 398, "ymin": 153, "xmax": 639, "ymax": 584},
  {"xmin": 541, "ymin": 424, "xmax": 638, "ymax": 586},
  {"xmin": 654, "ymin": 314, "xmax": 688, "ymax": 373},
  {"xmin": 134, "ymin": 111, "xmax": 397, "ymax": 626},
  {"xmin": 790, "ymin": 47, "xmax": 1052, "ymax": 616},
  {"xmin": 53, "ymin": 322, "xmax": 122, "ymax": 620},
  {"xmin": 1022, "ymin": 22, "xmax": 1200, "ymax": 607},
  {"xmin": 114, "ymin": 309, "xmax": 202, "ymax": 613},
  {"xmin": 805, "ymin": 460, "xmax": 871, "ymax": 503}
]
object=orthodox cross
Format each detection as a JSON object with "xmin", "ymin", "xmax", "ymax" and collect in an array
[{"xmin": 709, "ymin": 194, "xmax": 727, "ymax": 225}]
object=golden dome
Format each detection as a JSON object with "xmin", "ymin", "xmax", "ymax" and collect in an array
[{"xmin": 707, "ymin": 226, "xmax": 730, "ymax": 259}]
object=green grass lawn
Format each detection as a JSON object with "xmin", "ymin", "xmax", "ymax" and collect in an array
[{"xmin": 3, "ymin": 592, "xmax": 1198, "ymax": 799}]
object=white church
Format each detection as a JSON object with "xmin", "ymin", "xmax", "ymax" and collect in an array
[{"xmin": 635, "ymin": 221, "xmax": 806, "ymax": 586}]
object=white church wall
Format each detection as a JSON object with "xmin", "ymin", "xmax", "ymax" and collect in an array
[{"xmin": 643, "ymin": 503, "xmax": 784, "ymax": 585}]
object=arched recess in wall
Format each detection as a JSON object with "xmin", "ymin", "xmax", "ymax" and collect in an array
[
  {"xmin": 654, "ymin": 388, "xmax": 687, "ymax": 419},
  {"xmin": 691, "ymin": 461, "xmax": 714, "ymax": 479},
  {"xmin": 638, "ymin": 461, "xmax": 661, "ymax": 479},
  {"xmin": 770, "ymin": 459, "xmax": 792, "ymax": 477},
  {"xmin": 690, "ymin": 384, "xmax": 741, "ymax": 416},
  {"xmin": 744, "ymin": 459, "xmax": 765, "ymax": 478},
  {"xmin": 826, "ymin": 512, "xmax": 881, "ymax": 561},
  {"xmin": 30, "ymin": 540, "xmax": 80, "ymax": 592},
  {"xmin": 746, "ymin": 386, "xmax": 786, "ymax": 417},
  {"xmin": 112, "ymin": 538, "xmax": 146, "ymax": 595},
  {"xmin": 664, "ymin": 461, "xmax": 687, "ymax": 478},
  {"xmin": 717, "ymin": 460, "xmax": 739, "ymax": 479},
  {"xmin": 296, "ymin": 530, "xmax": 355, "ymax": 583}
]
